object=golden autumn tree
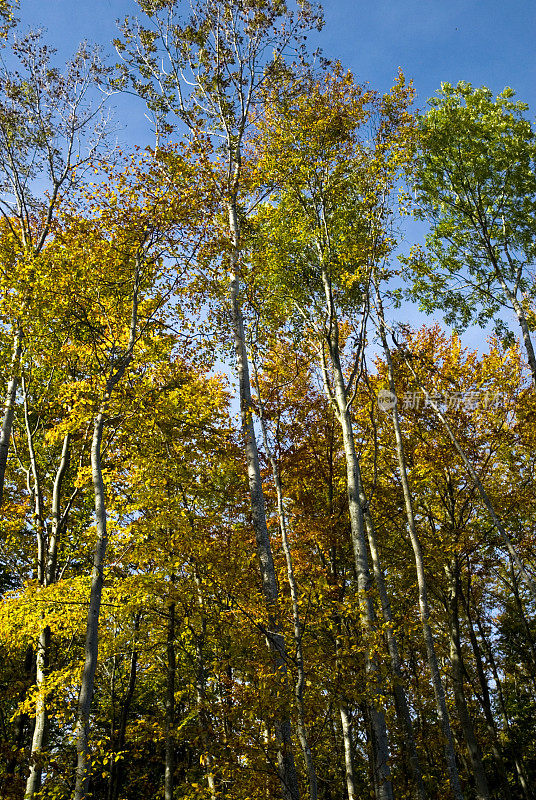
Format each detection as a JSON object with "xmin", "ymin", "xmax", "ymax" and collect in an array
[{"xmin": 250, "ymin": 64, "xmax": 420, "ymax": 800}]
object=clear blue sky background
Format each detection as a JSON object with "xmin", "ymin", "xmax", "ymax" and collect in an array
[{"xmin": 14, "ymin": 0, "xmax": 536, "ymax": 347}]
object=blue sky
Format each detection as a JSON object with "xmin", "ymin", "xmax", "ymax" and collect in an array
[
  {"xmin": 17, "ymin": 0, "xmax": 536, "ymax": 117},
  {"xmin": 321, "ymin": 0, "xmax": 536, "ymax": 107},
  {"xmin": 14, "ymin": 0, "xmax": 536, "ymax": 349}
]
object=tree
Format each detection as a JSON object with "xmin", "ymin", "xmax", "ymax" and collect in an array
[
  {"xmin": 369, "ymin": 325, "xmax": 536, "ymax": 796},
  {"xmin": 0, "ymin": 0, "xmax": 16, "ymax": 37},
  {"xmin": 374, "ymin": 291, "xmax": 466, "ymax": 800},
  {"xmin": 253, "ymin": 349, "xmax": 319, "ymax": 800},
  {"xmin": 116, "ymin": 4, "xmax": 323, "ymax": 798},
  {"xmin": 251, "ymin": 65, "xmax": 417, "ymax": 800},
  {"xmin": 54, "ymin": 153, "xmax": 211, "ymax": 800},
  {"xmin": 408, "ymin": 82, "xmax": 536, "ymax": 387},
  {"xmin": 0, "ymin": 28, "xmax": 109, "ymax": 507}
]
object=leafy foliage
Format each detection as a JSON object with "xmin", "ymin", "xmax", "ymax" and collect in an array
[{"xmin": 0, "ymin": 6, "xmax": 535, "ymax": 800}]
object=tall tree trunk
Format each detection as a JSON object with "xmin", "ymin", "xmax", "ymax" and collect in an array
[
  {"xmin": 24, "ymin": 414, "xmax": 70, "ymax": 798},
  {"xmin": 331, "ymin": 549, "xmax": 358, "ymax": 800},
  {"xmin": 73, "ymin": 259, "xmax": 139, "ymax": 800},
  {"xmin": 508, "ymin": 560, "xmax": 536, "ymax": 685},
  {"xmin": 339, "ymin": 703, "xmax": 357, "ymax": 800},
  {"xmin": 23, "ymin": 374, "xmax": 47, "ymax": 800},
  {"xmin": 165, "ymin": 599, "xmax": 175, "ymax": 800},
  {"xmin": 491, "ymin": 247, "xmax": 536, "ymax": 389},
  {"xmin": 0, "ymin": 328, "xmax": 22, "ymax": 507},
  {"xmin": 476, "ymin": 611, "xmax": 533, "ymax": 800},
  {"xmin": 73, "ymin": 404, "xmax": 109, "ymax": 800},
  {"xmin": 24, "ymin": 627, "xmax": 50, "ymax": 800},
  {"xmin": 361, "ymin": 504, "xmax": 427, "ymax": 800},
  {"xmin": 46, "ymin": 433, "xmax": 70, "ymax": 586},
  {"xmin": 375, "ymin": 285, "xmax": 464, "ymax": 800},
  {"xmin": 194, "ymin": 576, "xmax": 216, "ymax": 800},
  {"xmin": 228, "ymin": 199, "xmax": 300, "ymax": 800},
  {"xmin": 460, "ymin": 576, "xmax": 509, "ymax": 798},
  {"xmin": 6, "ymin": 644, "xmax": 33, "ymax": 779},
  {"xmin": 461, "ymin": 579, "xmax": 496, "ymax": 733},
  {"xmin": 445, "ymin": 560, "xmax": 490, "ymax": 800},
  {"xmin": 505, "ymin": 284, "xmax": 536, "ymax": 388},
  {"xmin": 22, "ymin": 375, "xmax": 45, "ymax": 584},
  {"xmin": 320, "ymin": 304, "xmax": 393, "ymax": 800},
  {"xmin": 108, "ymin": 615, "xmax": 139, "ymax": 800},
  {"xmin": 256, "ymin": 391, "xmax": 318, "ymax": 800}
]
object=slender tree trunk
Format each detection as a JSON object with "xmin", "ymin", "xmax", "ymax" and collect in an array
[
  {"xmin": 256, "ymin": 395, "xmax": 318, "ymax": 800},
  {"xmin": 165, "ymin": 599, "xmax": 175, "ymax": 800},
  {"xmin": 194, "ymin": 577, "xmax": 216, "ymax": 800},
  {"xmin": 331, "ymin": 549, "xmax": 358, "ymax": 800},
  {"xmin": 321, "ymin": 316, "xmax": 393, "ymax": 800},
  {"xmin": 408, "ymin": 646, "xmax": 435, "ymax": 778},
  {"xmin": 24, "ymin": 626, "xmax": 50, "ymax": 800},
  {"xmin": 74, "ymin": 405, "xmax": 109, "ymax": 800},
  {"xmin": 73, "ymin": 260, "xmax": 139, "ymax": 800},
  {"xmin": 0, "ymin": 328, "xmax": 22, "ymax": 507},
  {"xmin": 508, "ymin": 560, "xmax": 536, "ymax": 685},
  {"xmin": 228, "ymin": 199, "xmax": 300, "ymax": 800},
  {"xmin": 476, "ymin": 612, "xmax": 533, "ymax": 800},
  {"xmin": 340, "ymin": 703, "xmax": 357, "ymax": 800},
  {"xmin": 23, "ymin": 375, "xmax": 47, "ymax": 800},
  {"xmin": 492, "ymin": 253, "xmax": 536, "ymax": 388},
  {"xmin": 507, "ymin": 288, "xmax": 536, "ymax": 388},
  {"xmin": 218, "ymin": 664, "xmax": 232, "ymax": 745},
  {"xmin": 335, "ymin": 401, "xmax": 392, "ymax": 800},
  {"xmin": 461, "ymin": 580, "xmax": 509, "ymax": 798},
  {"xmin": 263, "ymin": 723, "xmax": 273, "ymax": 800},
  {"xmin": 361, "ymin": 505, "xmax": 427, "ymax": 800},
  {"xmin": 6, "ymin": 644, "xmax": 33, "ymax": 779},
  {"xmin": 217, "ymin": 661, "xmax": 233, "ymax": 798},
  {"xmin": 46, "ymin": 433, "xmax": 70, "ymax": 586},
  {"xmin": 445, "ymin": 560, "xmax": 490, "ymax": 800},
  {"xmin": 108, "ymin": 616, "xmax": 139, "ymax": 800},
  {"xmin": 461, "ymin": 582, "xmax": 495, "ymax": 733},
  {"xmin": 375, "ymin": 287, "xmax": 464, "ymax": 800},
  {"xmin": 24, "ymin": 416, "xmax": 71, "ymax": 799},
  {"xmin": 362, "ymin": 702, "xmax": 382, "ymax": 800},
  {"xmin": 475, "ymin": 614, "xmax": 511, "ymax": 731},
  {"xmin": 23, "ymin": 376, "xmax": 45, "ymax": 584}
]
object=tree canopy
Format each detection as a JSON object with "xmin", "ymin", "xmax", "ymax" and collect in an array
[{"xmin": 1, "ymin": 4, "xmax": 535, "ymax": 800}]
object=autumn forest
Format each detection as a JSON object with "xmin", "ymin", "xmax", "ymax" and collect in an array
[{"xmin": 1, "ymin": 2, "xmax": 535, "ymax": 800}]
